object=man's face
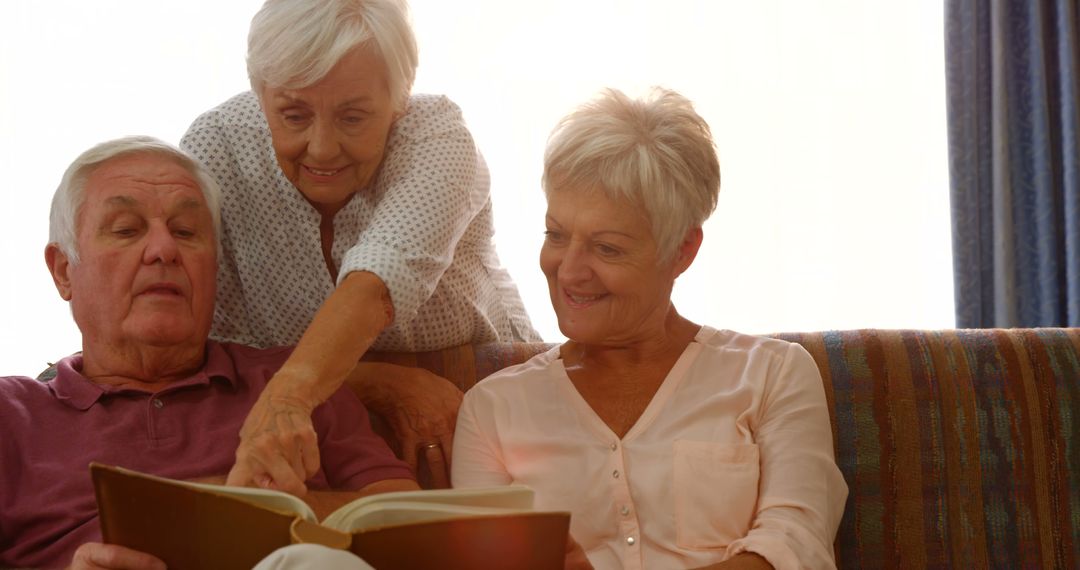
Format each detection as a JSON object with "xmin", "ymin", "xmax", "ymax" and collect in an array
[{"xmin": 48, "ymin": 154, "xmax": 217, "ymax": 349}]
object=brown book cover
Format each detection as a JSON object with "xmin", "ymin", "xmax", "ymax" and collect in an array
[{"xmin": 91, "ymin": 463, "xmax": 569, "ymax": 570}]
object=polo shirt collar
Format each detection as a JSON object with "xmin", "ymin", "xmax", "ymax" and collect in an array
[{"xmin": 47, "ymin": 341, "xmax": 238, "ymax": 411}]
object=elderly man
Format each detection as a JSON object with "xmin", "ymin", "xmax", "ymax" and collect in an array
[{"xmin": 0, "ymin": 137, "xmax": 417, "ymax": 569}]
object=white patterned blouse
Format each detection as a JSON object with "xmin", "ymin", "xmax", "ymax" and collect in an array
[{"xmin": 180, "ymin": 91, "xmax": 540, "ymax": 351}]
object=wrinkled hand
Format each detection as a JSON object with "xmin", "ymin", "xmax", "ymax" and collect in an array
[
  {"xmin": 68, "ymin": 543, "xmax": 165, "ymax": 570},
  {"xmin": 564, "ymin": 534, "xmax": 593, "ymax": 570},
  {"xmin": 227, "ymin": 380, "xmax": 319, "ymax": 496},
  {"xmin": 364, "ymin": 367, "xmax": 464, "ymax": 486}
]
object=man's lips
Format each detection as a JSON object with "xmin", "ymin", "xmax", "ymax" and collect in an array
[{"xmin": 138, "ymin": 283, "xmax": 184, "ymax": 297}]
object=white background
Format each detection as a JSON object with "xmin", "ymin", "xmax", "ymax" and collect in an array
[{"xmin": 0, "ymin": 1, "xmax": 952, "ymax": 376}]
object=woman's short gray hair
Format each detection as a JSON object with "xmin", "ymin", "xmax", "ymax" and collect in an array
[
  {"xmin": 49, "ymin": 136, "xmax": 222, "ymax": 265},
  {"xmin": 247, "ymin": 0, "xmax": 418, "ymax": 112},
  {"xmin": 542, "ymin": 87, "xmax": 721, "ymax": 261}
]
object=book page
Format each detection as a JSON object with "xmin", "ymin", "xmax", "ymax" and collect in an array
[
  {"xmin": 327, "ymin": 501, "xmax": 538, "ymax": 532},
  {"xmin": 183, "ymin": 479, "xmax": 317, "ymax": 522},
  {"xmin": 322, "ymin": 485, "xmax": 534, "ymax": 531}
]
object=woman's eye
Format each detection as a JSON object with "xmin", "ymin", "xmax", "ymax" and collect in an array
[
  {"xmin": 342, "ymin": 115, "xmax": 365, "ymax": 125},
  {"xmin": 112, "ymin": 228, "xmax": 137, "ymax": 237},
  {"xmin": 173, "ymin": 228, "xmax": 195, "ymax": 239},
  {"xmin": 543, "ymin": 230, "xmax": 564, "ymax": 243},
  {"xmin": 282, "ymin": 113, "xmax": 310, "ymax": 125},
  {"xmin": 596, "ymin": 244, "xmax": 620, "ymax": 256}
]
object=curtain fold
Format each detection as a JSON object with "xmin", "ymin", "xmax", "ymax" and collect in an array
[{"xmin": 946, "ymin": 0, "xmax": 1080, "ymax": 327}]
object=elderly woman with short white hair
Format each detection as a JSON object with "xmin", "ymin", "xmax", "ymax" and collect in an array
[
  {"xmin": 452, "ymin": 88, "xmax": 847, "ymax": 570},
  {"xmin": 181, "ymin": 0, "xmax": 539, "ymax": 493}
]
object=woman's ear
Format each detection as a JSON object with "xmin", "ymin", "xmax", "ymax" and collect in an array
[
  {"xmin": 673, "ymin": 228, "xmax": 704, "ymax": 277},
  {"xmin": 45, "ymin": 243, "xmax": 74, "ymax": 301}
]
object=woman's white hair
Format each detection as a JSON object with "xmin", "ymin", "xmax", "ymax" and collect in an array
[
  {"xmin": 542, "ymin": 87, "xmax": 721, "ymax": 261},
  {"xmin": 49, "ymin": 136, "xmax": 222, "ymax": 265},
  {"xmin": 247, "ymin": 0, "xmax": 418, "ymax": 112}
]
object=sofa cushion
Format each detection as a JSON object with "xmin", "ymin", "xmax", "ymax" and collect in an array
[{"xmin": 770, "ymin": 329, "xmax": 1079, "ymax": 568}]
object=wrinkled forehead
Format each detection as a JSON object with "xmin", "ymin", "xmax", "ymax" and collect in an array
[{"xmin": 81, "ymin": 154, "xmax": 209, "ymax": 216}]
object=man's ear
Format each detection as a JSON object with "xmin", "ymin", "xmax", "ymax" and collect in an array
[
  {"xmin": 45, "ymin": 243, "xmax": 74, "ymax": 301},
  {"xmin": 673, "ymin": 227, "xmax": 704, "ymax": 278}
]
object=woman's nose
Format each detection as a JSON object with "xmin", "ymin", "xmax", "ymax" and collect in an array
[
  {"xmin": 306, "ymin": 119, "xmax": 341, "ymax": 161},
  {"xmin": 558, "ymin": 246, "xmax": 591, "ymax": 284}
]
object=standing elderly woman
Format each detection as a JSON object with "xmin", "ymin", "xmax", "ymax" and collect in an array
[
  {"xmin": 181, "ymin": 0, "xmax": 539, "ymax": 493},
  {"xmin": 452, "ymin": 88, "xmax": 847, "ymax": 570}
]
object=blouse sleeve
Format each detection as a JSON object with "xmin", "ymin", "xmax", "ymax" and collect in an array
[
  {"xmin": 725, "ymin": 343, "xmax": 848, "ymax": 570},
  {"xmin": 337, "ymin": 95, "xmax": 490, "ymax": 324},
  {"xmin": 450, "ymin": 387, "xmax": 514, "ymax": 488},
  {"xmin": 179, "ymin": 108, "xmax": 257, "ymax": 346}
]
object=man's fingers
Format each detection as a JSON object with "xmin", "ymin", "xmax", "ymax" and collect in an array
[
  {"xmin": 438, "ymin": 431, "xmax": 454, "ymax": 467},
  {"xmin": 400, "ymin": 433, "xmax": 420, "ymax": 472},
  {"xmin": 423, "ymin": 442, "xmax": 450, "ymax": 489}
]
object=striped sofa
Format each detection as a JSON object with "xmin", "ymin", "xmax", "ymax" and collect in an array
[{"xmin": 364, "ymin": 328, "xmax": 1080, "ymax": 569}]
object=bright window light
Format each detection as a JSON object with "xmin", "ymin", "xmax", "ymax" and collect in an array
[{"xmin": 0, "ymin": 0, "xmax": 951, "ymax": 376}]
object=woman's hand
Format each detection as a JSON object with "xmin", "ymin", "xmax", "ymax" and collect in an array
[
  {"xmin": 68, "ymin": 544, "xmax": 165, "ymax": 570},
  {"xmin": 564, "ymin": 534, "xmax": 594, "ymax": 570},
  {"xmin": 226, "ymin": 378, "xmax": 320, "ymax": 496},
  {"xmin": 225, "ymin": 273, "xmax": 396, "ymax": 495},
  {"xmin": 359, "ymin": 365, "xmax": 464, "ymax": 486}
]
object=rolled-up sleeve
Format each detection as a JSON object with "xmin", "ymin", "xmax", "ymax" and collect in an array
[
  {"xmin": 725, "ymin": 344, "xmax": 848, "ymax": 570},
  {"xmin": 338, "ymin": 96, "xmax": 489, "ymax": 324}
]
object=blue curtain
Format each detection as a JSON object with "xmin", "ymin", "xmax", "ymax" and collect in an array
[{"xmin": 946, "ymin": 0, "xmax": 1080, "ymax": 328}]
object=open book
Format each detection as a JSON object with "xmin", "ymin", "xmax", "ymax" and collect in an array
[{"xmin": 91, "ymin": 463, "xmax": 569, "ymax": 570}]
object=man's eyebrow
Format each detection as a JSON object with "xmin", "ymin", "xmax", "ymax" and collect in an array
[
  {"xmin": 102, "ymin": 195, "xmax": 138, "ymax": 208},
  {"xmin": 174, "ymin": 197, "xmax": 204, "ymax": 212},
  {"xmin": 101, "ymin": 196, "xmax": 205, "ymax": 214}
]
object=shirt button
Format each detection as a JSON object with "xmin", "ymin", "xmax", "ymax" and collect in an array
[
  {"xmin": 620, "ymin": 505, "xmax": 630, "ymax": 516},
  {"xmin": 610, "ymin": 443, "xmax": 617, "ymax": 451},
  {"xmin": 626, "ymin": 536, "xmax": 636, "ymax": 546},
  {"xmin": 612, "ymin": 469, "xmax": 620, "ymax": 479},
  {"xmin": 152, "ymin": 398, "xmax": 164, "ymax": 409}
]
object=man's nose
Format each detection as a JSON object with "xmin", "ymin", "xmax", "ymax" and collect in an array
[{"xmin": 142, "ymin": 223, "xmax": 180, "ymax": 265}]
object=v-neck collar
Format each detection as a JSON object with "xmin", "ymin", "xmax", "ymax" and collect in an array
[{"xmin": 550, "ymin": 326, "xmax": 713, "ymax": 443}]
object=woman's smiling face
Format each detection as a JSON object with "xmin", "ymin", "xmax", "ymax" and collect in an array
[
  {"xmin": 258, "ymin": 47, "xmax": 399, "ymax": 217},
  {"xmin": 540, "ymin": 185, "xmax": 687, "ymax": 346}
]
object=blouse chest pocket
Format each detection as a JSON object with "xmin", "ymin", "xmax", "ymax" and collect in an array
[{"xmin": 673, "ymin": 440, "xmax": 760, "ymax": 550}]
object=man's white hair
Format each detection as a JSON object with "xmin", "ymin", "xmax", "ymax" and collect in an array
[
  {"xmin": 48, "ymin": 135, "xmax": 222, "ymax": 264},
  {"xmin": 247, "ymin": 0, "xmax": 418, "ymax": 112},
  {"xmin": 542, "ymin": 87, "xmax": 721, "ymax": 261}
]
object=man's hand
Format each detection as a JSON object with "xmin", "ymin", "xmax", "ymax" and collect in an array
[
  {"xmin": 360, "ymin": 365, "xmax": 464, "ymax": 487},
  {"xmin": 227, "ymin": 378, "xmax": 319, "ymax": 496},
  {"xmin": 68, "ymin": 543, "xmax": 165, "ymax": 570}
]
